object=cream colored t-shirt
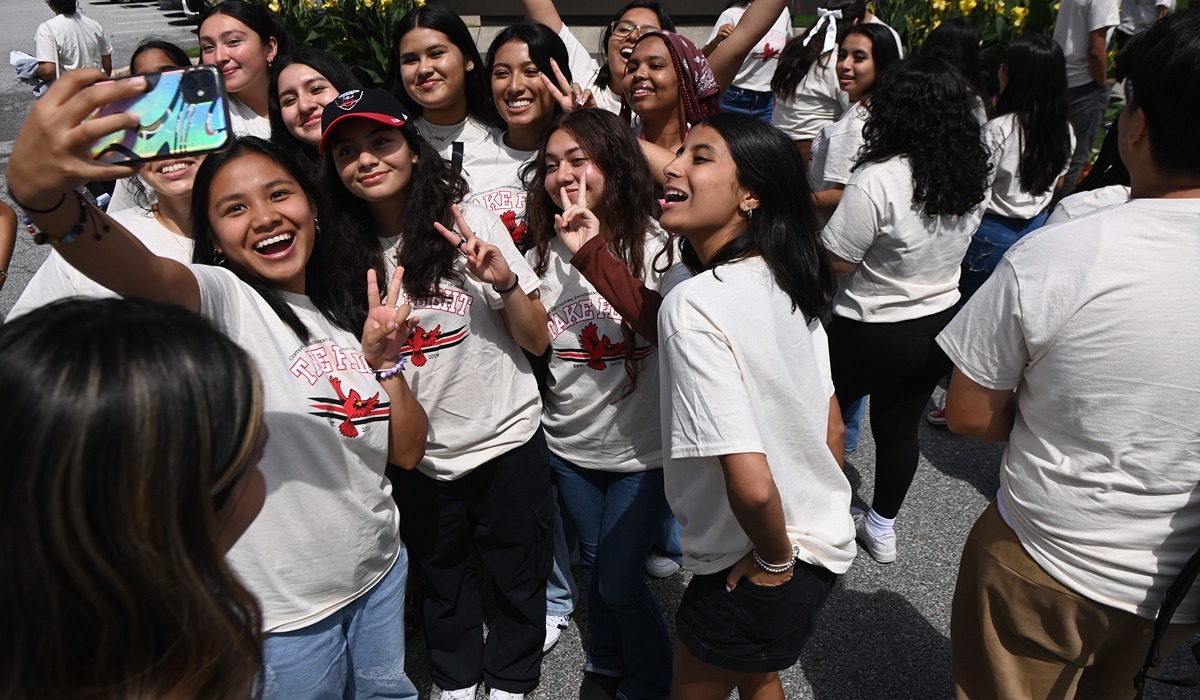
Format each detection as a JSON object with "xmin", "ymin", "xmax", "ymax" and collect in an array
[
  {"xmin": 1054, "ymin": 0, "xmax": 1120, "ymax": 87},
  {"xmin": 808, "ymin": 100, "xmax": 869, "ymax": 192},
  {"xmin": 984, "ymin": 113, "xmax": 1076, "ymax": 219},
  {"xmin": 34, "ymin": 12, "xmax": 111, "ymax": 76},
  {"xmin": 771, "ymin": 50, "xmax": 849, "ymax": 141}
]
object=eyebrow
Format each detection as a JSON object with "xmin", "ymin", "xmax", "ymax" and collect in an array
[
  {"xmin": 212, "ymin": 178, "xmax": 295, "ymax": 208},
  {"xmin": 200, "ymin": 29, "xmax": 249, "ymax": 43},
  {"xmin": 400, "ymin": 43, "xmax": 449, "ymax": 58},
  {"xmin": 546, "ymin": 145, "xmax": 586, "ymax": 160},
  {"xmin": 689, "ymin": 143, "xmax": 719, "ymax": 156}
]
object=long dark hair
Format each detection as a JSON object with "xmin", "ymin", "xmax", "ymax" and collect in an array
[
  {"xmin": 994, "ymin": 35, "xmax": 1070, "ymax": 195},
  {"xmin": 855, "ymin": 56, "xmax": 991, "ymax": 217},
  {"xmin": 840, "ymin": 23, "xmax": 903, "ymax": 99},
  {"xmin": 595, "ymin": 1, "xmax": 676, "ymax": 90},
  {"xmin": 0, "ymin": 297, "xmax": 263, "ymax": 700},
  {"xmin": 269, "ymin": 48, "xmax": 363, "ymax": 172},
  {"xmin": 525, "ymin": 109, "xmax": 666, "ymax": 397},
  {"xmin": 130, "ymin": 39, "xmax": 192, "ymax": 73},
  {"xmin": 486, "ymin": 22, "xmax": 573, "ymax": 129},
  {"xmin": 322, "ymin": 121, "xmax": 470, "ymax": 303},
  {"xmin": 681, "ymin": 113, "xmax": 833, "ymax": 321},
  {"xmin": 771, "ymin": 0, "xmax": 866, "ymax": 98},
  {"xmin": 385, "ymin": 4, "xmax": 504, "ymax": 129},
  {"xmin": 199, "ymin": 0, "xmax": 292, "ymax": 57},
  {"xmin": 1074, "ymin": 120, "xmax": 1129, "ymax": 192},
  {"xmin": 191, "ymin": 137, "xmax": 370, "ymax": 341},
  {"xmin": 920, "ymin": 19, "xmax": 990, "ymax": 114}
]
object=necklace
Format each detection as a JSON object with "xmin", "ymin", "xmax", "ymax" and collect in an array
[{"xmin": 152, "ymin": 205, "xmax": 192, "ymax": 259}]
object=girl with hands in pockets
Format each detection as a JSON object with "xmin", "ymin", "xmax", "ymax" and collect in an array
[
  {"xmin": 523, "ymin": 107, "xmax": 676, "ymax": 699},
  {"xmin": 320, "ymin": 87, "xmax": 554, "ymax": 700},
  {"xmin": 6, "ymin": 69, "xmax": 427, "ymax": 699}
]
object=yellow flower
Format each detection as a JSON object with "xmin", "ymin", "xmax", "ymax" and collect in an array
[
  {"xmin": 324, "ymin": 0, "xmax": 336, "ymax": 7},
  {"xmin": 1011, "ymin": 5, "xmax": 1029, "ymax": 23},
  {"xmin": 268, "ymin": 0, "xmax": 280, "ymax": 11},
  {"xmin": 360, "ymin": 0, "xmax": 372, "ymax": 7},
  {"xmin": 380, "ymin": 0, "xmax": 391, "ymax": 7},
  {"xmin": 995, "ymin": 0, "xmax": 1006, "ymax": 10},
  {"xmin": 959, "ymin": 0, "xmax": 977, "ymax": 14},
  {"xmin": 416, "ymin": 0, "xmax": 425, "ymax": 6},
  {"xmin": 931, "ymin": 0, "xmax": 949, "ymax": 11}
]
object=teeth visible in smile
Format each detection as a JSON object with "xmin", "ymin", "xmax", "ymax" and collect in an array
[
  {"xmin": 620, "ymin": 48, "xmax": 633, "ymax": 59},
  {"xmin": 506, "ymin": 99, "xmax": 532, "ymax": 108},
  {"xmin": 160, "ymin": 162, "xmax": 189, "ymax": 174},
  {"xmin": 664, "ymin": 187, "xmax": 688, "ymax": 202},
  {"xmin": 633, "ymin": 86, "xmax": 654, "ymax": 96},
  {"xmin": 254, "ymin": 233, "xmax": 294, "ymax": 250}
]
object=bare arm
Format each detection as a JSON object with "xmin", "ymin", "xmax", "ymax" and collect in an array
[
  {"xmin": 707, "ymin": 0, "xmax": 790, "ymax": 90},
  {"xmin": 639, "ymin": 140, "xmax": 673, "ymax": 186},
  {"xmin": 827, "ymin": 250, "xmax": 859, "ymax": 278},
  {"xmin": 499, "ymin": 292, "xmax": 551, "ymax": 355},
  {"xmin": 0, "ymin": 202, "xmax": 15, "ymax": 291},
  {"xmin": 827, "ymin": 396, "xmax": 845, "ymax": 469},
  {"xmin": 101, "ymin": 54, "xmax": 112, "ymax": 76},
  {"xmin": 36, "ymin": 62, "xmax": 56, "ymax": 81},
  {"xmin": 812, "ymin": 185, "xmax": 844, "ymax": 216},
  {"xmin": 1087, "ymin": 28, "xmax": 1110, "ymax": 88},
  {"xmin": 944, "ymin": 368, "xmax": 1016, "ymax": 442},
  {"xmin": 721, "ymin": 452, "xmax": 796, "ymax": 588},
  {"xmin": 6, "ymin": 70, "xmax": 200, "ymax": 310},
  {"xmin": 521, "ymin": 0, "xmax": 563, "ymax": 32}
]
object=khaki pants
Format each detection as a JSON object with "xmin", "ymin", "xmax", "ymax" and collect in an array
[{"xmin": 951, "ymin": 502, "xmax": 1200, "ymax": 700}]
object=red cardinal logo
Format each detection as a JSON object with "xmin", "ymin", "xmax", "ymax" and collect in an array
[
  {"xmin": 756, "ymin": 43, "xmax": 780, "ymax": 62},
  {"xmin": 580, "ymin": 322, "xmax": 627, "ymax": 371},
  {"xmin": 406, "ymin": 324, "xmax": 442, "ymax": 367},
  {"xmin": 500, "ymin": 210, "xmax": 527, "ymax": 247},
  {"xmin": 327, "ymin": 376, "xmax": 380, "ymax": 438},
  {"xmin": 333, "ymin": 89, "xmax": 363, "ymax": 110}
]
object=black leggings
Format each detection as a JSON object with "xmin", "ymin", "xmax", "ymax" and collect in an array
[{"xmin": 828, "ymin": 307, "xmax": 956, "ymax": 519}]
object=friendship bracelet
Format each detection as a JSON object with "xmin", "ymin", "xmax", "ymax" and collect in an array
[
  {"xmin": 751, "ymin": 545, "xmax": 799, "ymax": 574},
  {"xmin": 373, "ymin": 355, "xmax": 407, "ymax": 382},
  {"xmin": 7, "ymin": 187, "xmax": 66, "ymax": 214},
  {"xmin": 493, "ymin": 273, "xmax": 520, "ymax": 295},
  {"xmin": 23, "ymin": 191, "xmax": 108, "ymax": 245}
]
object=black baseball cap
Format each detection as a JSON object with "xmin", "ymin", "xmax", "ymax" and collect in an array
[{"xmin": 318, "ymin": 88, "xmax": 408, "ymax": 155}]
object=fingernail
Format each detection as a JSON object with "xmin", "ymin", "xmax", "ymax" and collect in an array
[{"xmin": 725, "ymin": 583, "xmax": 733, "ymax": 593}]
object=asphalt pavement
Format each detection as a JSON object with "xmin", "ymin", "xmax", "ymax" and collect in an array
[{"xmin": 1, "ymin": 1, "xmax": 1197, "ymax": 698}]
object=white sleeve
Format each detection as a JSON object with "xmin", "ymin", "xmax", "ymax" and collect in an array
[
  {"xmin": 5, "ymin": 252, "xmax": 95, "ymax": 321},
  {"xmin": 936, "ymin": 259, "xmax": 1029, "ymax": 391},
  {"xmin": 662, "ymin": 325, "xmax": 765, "ymax": 459},
  {"xmin": 1089, "ymin": 0, "xmax": 1121, "ymax": 30},
  {"xmin": 821, "ymin": 180, "xmax": 881, "ymax": 265},
  {"xmin": 192, "ymin": 264, "xmax": 247, "ymax": 340},
  {"xmin": 706, "ymin": 8, "xmax": 741, "ymax": 43},
  {"xmin": 558, "ymin": 24, "xmax": 602, "ymax": 88},
  {"xmin": 34, "ymin": 23, "xmax": 57, "ymax": 65},
  {"xmin": 463, "ymin": 205, "xmax": 541, "ymax": 309}
]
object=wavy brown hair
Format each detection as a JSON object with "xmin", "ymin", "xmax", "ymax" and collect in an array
[
  {"xmin": 525, "ymin": 109, "xmax": 667, "ymax": 398},
  {"xmin": 0, "ymin": 298, "xmax": 264, "ymax": 700}
]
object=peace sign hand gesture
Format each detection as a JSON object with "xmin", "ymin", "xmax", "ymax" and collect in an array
[
  {"xmin": 554, "ymin": 169, "xmax": 601, "ymax": 255},
  {"xmin": 363, "ymin": 266, "xmax": 419, "ymax": 372},
  {"xmin": 435, "ymin": 204, "xmax": 518, "ymax": 290},
  {"xmin": 539, "ymin": 57, "xmax": 596, "ymax": 113}
]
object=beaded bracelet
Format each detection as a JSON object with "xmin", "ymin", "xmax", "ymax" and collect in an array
[
  {"xmin": 751, "ymin": 545, "xmax": 799, "ymax": 574},
  {"xmin": 21, "ymin": 190, "xmax": 109, "ymax": 245},
  {"xmin": 373, "ymin": 355, "xmax": 407, "ymax": 382},
  {"xmin": 493, "ymin": 273, "xmax": 520, "ymax": 295}
]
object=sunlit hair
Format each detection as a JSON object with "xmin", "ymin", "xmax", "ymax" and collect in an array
[
  {"xmin": 595, "ymin": 1, "xmax": 676, "ymax": 90},
  {"xmin": 385, "ymin": 4, "xmax": 504, "ymax": 129},
  {"xmin": 199, "ymin": 0, "xmax": 292, "ymax": 58},
  {"xmin": 269, "ymin": 47, "xmax": 364, "ymax": 171},
  {"xmin": 680, "ymin": 113, "xmax": 833, "ymax": 321},
  {"xmin": 920, "ymin": 19, "xmax": 990, "ymax": 113},
  {"xmin": 855, "ymin": 56, "xmax": 991, "ymax": 217},
  {"xmin": 486, "ymin": 22, "xmax": 573, "ymax": 129},
  {"xmin": 0, "ymin": 297, "xmax": 264, "ymax": 700},
  {"xmin": 322, "ymin": 120, "xmax": 470, "ymax": 303},
  {"xmin": 525, "ymin": 109, "xmax": 666, "ymax": 397},
  {"xmin": 130, "ymin": 38, "xmax": 192, "ymax": 74},
  {"xmin": 191, "ymin": 137, "xmax": 372, "ymax": 340},
  {"xmin": 1115, "ymin": 7, "xmax": 1200, "ymax": 178},
  {"xmin": 772, "ymin": 0, "xmax": 867, "ymax": 99},
  {"xmin": 994, "ymin": 35, "xmax": 1070, "ymax": 195}
]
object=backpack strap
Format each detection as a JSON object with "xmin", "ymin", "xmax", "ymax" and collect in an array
[
  {"xmin": 451, "ymin": 141, "xmax": 464, "ymax": 175},
  {"xmin": 1134, "ymin": 545, "xmax": 1200, "ymax": 698}
]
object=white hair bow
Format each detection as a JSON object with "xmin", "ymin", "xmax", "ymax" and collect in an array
[{"xmin": 801, "ymin": 7, "xmax": 843, "ymax": 56}]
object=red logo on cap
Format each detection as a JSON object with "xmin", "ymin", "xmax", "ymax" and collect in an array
[{"xmin": 334, "ymin": 90, "xmax": 364, "ymax": 111}]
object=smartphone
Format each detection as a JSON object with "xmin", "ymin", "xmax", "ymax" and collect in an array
[{"xmin": 88, "ymin": 65, "xmax": 233, "ymax": 164}]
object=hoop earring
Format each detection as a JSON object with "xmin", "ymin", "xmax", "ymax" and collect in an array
[
  {"xmin": 744, "ymin": 207, "xmax": 756, "ymax": 220},
  {"xmin": 314, "ymin": 217, "xmax": 321, "ymax": 236},
  {"xmin": 212, "ymin": 250, "xmax": 227, "ymax": 266}
]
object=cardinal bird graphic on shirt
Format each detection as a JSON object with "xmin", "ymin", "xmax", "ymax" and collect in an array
[
  {"xmin": 308, "ymin": 375, "xmax": 390, "ymax": 437},
  {"xmin": 500, "ymin": 210, "xmax": 527, "ymax": 248},
  {"xmin": 401, "ymin": 323, "xmax": 471, "ymax": 366},
  {"xmin": 754, "ymin": 43, "xmax": 780, "ymax": 62},
  {"xmin": 555, "ymin": 322, "xmax": 656, "ymax": 371}
]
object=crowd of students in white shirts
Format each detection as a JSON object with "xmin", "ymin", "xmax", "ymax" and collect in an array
[{"xmin": 3, "ymin": 0, "xmax": 1199, "ymax": 699}]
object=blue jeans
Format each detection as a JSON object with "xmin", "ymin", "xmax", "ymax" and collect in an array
[
  {"xmin": 843, "ymin": 396, "xmax": 867, "ymax": 452},
  {"xmin": 550, "ymin": 453, "xmax": 673, "ymax": 699},
  {"xmin": 546, "ymin": 483, "xmax": 579, "ymax": 617},
  {"xmin": 719, "ymin": 86, "xmax": 775, "ymax": 121},
  {"xmin": 958, "ymin": 211, "xmax": 1049, "ymax": 304},
  {"xmin": 262, "ymin": 548, "xmax": 418, "ymax": 699}
]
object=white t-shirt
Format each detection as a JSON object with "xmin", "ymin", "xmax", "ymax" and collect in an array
[
  {"xmin": 529, "ymin": 229, "xmax": 669, "ymax": 473},
  {"xmin": 659, "ymin": 256, "xmax": 856, "ymax": 576},
  {"xmin": 6, "ymin": 208, "xmax": 193, "ymax": 321},
  {"xmin": 465, "ymin": 128, "xmax": 534, "ymax": 248},
  {"xmin": 1046, "ymin": 183, "xmax": 1130, "ymax": 224},
  {"xmin": 413, "ymin": 115, "xmax": 497, "ymax": 195},
  {"xmin": 227, "ymin": 94, "xmax": 272, "ymax": 139},
  {"xmin": 193, "ymin": 265, "xmax": 401, "ymax": 633},
  {"xmin": 822, "ymin": 157, "xmax": 987, "ymax": 322},
  {"xmin": 936, "ymin": 197, "xmax": 1200, "ymax": 622},
  {"xmin": 706, "ymin": 6, "xmax": 791, "ymax": 93},
  {"xmin": 984, "ymin": 113, "xmax": 1076, "ymax": 219},
  {"xmin": 807, "ymin": 100, "xmax": 869, "ymax": 192},
  {"xmin": 34, "ymin": 12, "xmax": 112, "ymax": 77},
  {"xmin": 378, "ymin": 203, "xmax": 542, "ymax": 480},
  {"xmin": 770, "ymin": 50, "xmax": 849, "ymax": 141},
  {"xmin": 865, "ymin": 15, "xmax": 906, "ymax": 57},
  {"xmin": 1118, "ymin": 0, "xmax": 1174, "ymax": 34},
  {"xmin": 1053, "ymin": 0, "xmax": 1120, "ymax": 88},
  {"xmin": 557, "ymin": 24, "xmax": 641, "ymax": 131}
]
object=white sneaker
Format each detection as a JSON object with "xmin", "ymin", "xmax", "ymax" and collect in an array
[
  {"xmin": 488, "ymin": 690, "xmax": 525, "ymax": 700},
  {"xmin": 645, "ymin": 553, "xmax": 681, "ymax": 578},
  {"xmin": 440, "ymin": 685, "xmax": 478, "ymax": 700},
  {"xmin": 851, "ymin": 507, "xmax": 897, "ymax": 563},
  {"xmin": 544, "ymin": 614, "xmax": 569, "ymax": 653}
]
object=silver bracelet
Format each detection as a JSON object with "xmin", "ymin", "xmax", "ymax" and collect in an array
[{"xmin": 751, "ymin": 545, "xmax": 799, "ymax": 574}]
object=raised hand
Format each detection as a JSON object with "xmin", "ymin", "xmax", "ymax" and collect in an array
[
  {"xmin": 435, "ymin": 204, "xmax": 517, "ymax": 290},
  {"xmin": 554, "ymin": 168, "xmax": 601, "ymax": 255},
  {"xmin": 363, "ymin": 266, "xmax": 419, "ymax": 372},
  {"xmin": 539, "ymin": 57, "xmax": 596, "ymax": 113},
  {"xmin": 7, "ymin": 69, "xmax": 143, "ymax": 210}
]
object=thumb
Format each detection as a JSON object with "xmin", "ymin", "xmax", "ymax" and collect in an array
[{"xmin": 725, "ymin": 569, "xmax": 740, "ymax": 593}]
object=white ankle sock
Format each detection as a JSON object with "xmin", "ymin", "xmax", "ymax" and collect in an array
[{"xmin": 865, "ymin": 509, "xmax": 895, "ymax": 539}]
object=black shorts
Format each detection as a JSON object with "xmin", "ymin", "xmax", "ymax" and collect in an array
[{"xmin": 675, "ymin": 559, "xmax": 837, "ymax": 673}]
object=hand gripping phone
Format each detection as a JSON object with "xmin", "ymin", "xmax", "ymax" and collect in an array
[{"xmin": 88, "ymin": 65, "xmax": 233, "ymax": 164}]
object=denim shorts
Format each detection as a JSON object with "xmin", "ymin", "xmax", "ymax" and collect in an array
[{"xmin": 675, "ymin": 558, "xmax": 837, "ymax": 673}]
